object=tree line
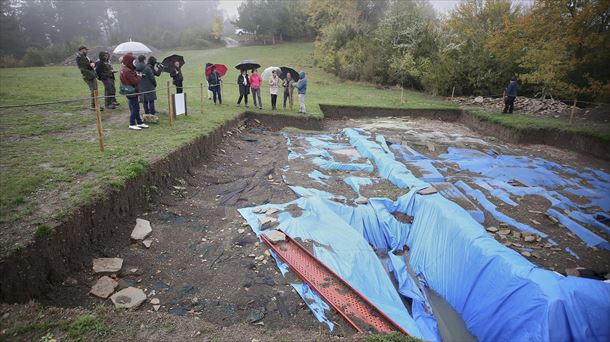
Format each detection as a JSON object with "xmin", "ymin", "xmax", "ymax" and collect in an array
[
  {"xmin": 0, "ymin": 0, "xmax": 223, "ymax": 67},
  {"xmin": 306, "ymin": 0, "xmax": 609, "ymax": 102}
]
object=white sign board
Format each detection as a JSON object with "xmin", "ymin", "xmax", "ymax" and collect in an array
[{"xmin": 174, "ymin": 93, "xmax": 186, "ymax": 116}]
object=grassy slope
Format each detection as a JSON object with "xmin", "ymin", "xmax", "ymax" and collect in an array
[
  {"xmin": 0, "ymin": 42, "xmax": 450, "ymax": 236},
  {"xmin": 0, "ymin": 42, "xmax": 608, "ymax": 247}
]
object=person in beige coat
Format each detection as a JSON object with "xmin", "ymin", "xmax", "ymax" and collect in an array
[{"xmin": 269, "ymin": 69, "xmax": 280, "ymax": 110}]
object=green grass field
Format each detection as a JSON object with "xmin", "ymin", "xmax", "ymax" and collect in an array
[
  {"xmin": 0, "ymin": 42, "xmax": 453, "ymax": 249},
  {"xmin": 0, "ymin": 42, "xmax": 607, "ymax": 251}
]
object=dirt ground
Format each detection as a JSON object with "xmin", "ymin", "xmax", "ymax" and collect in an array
[{"xmin": 1, "ymin": 116, "xmax": 609, "ymax": 341}]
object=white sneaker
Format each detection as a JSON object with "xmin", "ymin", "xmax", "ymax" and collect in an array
[
  {"xmin": 129, "ymin": 125, "xmax": 142, "ymax": 130},
  {"xmin": 137, "ymin": 124, "xmax": 149, "ymax": 129}
]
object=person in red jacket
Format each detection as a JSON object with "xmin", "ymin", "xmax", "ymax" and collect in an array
[{"xmin": 120, "ymin": 54, "xmax": 148, "ymax": 130}]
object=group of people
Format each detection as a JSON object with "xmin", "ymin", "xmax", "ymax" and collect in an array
[
  {"xmin": 229, "ymin": 69, "xmax": 307, "ymax": 113},
  {"xmin": 77, "ymin": 45, "xmax": 309, "ymax": 131}
]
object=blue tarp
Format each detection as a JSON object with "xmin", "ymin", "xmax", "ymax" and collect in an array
[{"xmin": 238, "ymin": 128, "xmax": 610, "ymax": 341}]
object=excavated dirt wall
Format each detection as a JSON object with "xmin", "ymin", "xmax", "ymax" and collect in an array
[{"xmin": 1, "ymin": 106, "xmax": 606, "ymax": 302}]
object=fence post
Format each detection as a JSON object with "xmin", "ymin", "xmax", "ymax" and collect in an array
[
  {"xmin": 93, "ymin": 89, "xmax": 105, "ymax": 152},
  {"xmin": 167, "ymin": 81, "xmax": 173, "ymax": 127},
  {"xmin": 200, "ymin": 83, "xmax": 204, "ymax": 114},
  {"xmin": 451, "ymin": 86, "xmax": 455, "ymax": 100},
  {"xmin": 569, "ymin": 99, "xmax": 577, "ymax": 125}
]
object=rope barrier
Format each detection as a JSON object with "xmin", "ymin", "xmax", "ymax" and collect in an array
[{"xmin": 0, "ymin": 80, "xmax": 295, "ymax": 109}]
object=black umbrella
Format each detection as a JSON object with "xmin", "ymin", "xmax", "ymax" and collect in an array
[
  {"xmin": 279, "ymin": 66, "xmax": 299, "ymax": 82},
  {"xmin": 235, "ymin": 60, "xmax": 261, "ymax": 71},
  {"xmin": 162, "ymin": 54, "xmax": 185, "ymax": 72}
]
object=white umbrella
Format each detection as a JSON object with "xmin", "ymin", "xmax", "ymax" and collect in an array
[
  {"xmin": 261, "ymin": 66, "xmax": 281, "ymax": 80},
  {"xmin": 113, "ymin": 40, "xmax": 152, "ymax": 55}
]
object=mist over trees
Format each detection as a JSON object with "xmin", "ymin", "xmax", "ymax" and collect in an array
[
  {"xmin": 1, "ymin": 0, "xmax": 608, "ymax": 101},
  {"xmin": 0, "ymin": 0, "xmax": 222, "ymax": 65}
]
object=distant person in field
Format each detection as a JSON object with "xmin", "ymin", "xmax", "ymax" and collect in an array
[
  {"xmin": 295, "ymin": 71, "xmax": 307, "ymax": 114},
  {"xmin": 250, "ymin": 69, "xmax": 262, "ymax": 109},
  {"xmin": 207, "ymin": 65, "xmax": 222, "ymax": 105},
  {"xmin": 269, "ymin": 69, "xmax": 279, "ymax": 110},
  {"xmin": 120, "ymin": 54, "xmax": 148, "ymax": 130},
  {"xmin": 503, "ymin": 77, "xmax": 518, "ymax": 114},
  {"xmin": 95, "ymin": 51, "xmax": 119, "ymax": 109},
  {"xmin": 135, "ymin": 55, "xmax": 160, "ymax": 115},
  {"xmin": 75, "ymin": 46, "xmax": 102, "ymax": 111},
  {"xmin": 236, "ymin": 69, "xmax": 250, "ymax": 107},
  {"xmin": 170, "ymin": 60, "xmax": 184, "ymax": 93},
  {"xmin": 283, "ymin": 72, "xmax": 294, "ymax": 110}
]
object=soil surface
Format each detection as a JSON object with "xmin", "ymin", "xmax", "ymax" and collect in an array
[{"xmin": 2, "ymin": 115, "xmax": 609, "ymax": 341}]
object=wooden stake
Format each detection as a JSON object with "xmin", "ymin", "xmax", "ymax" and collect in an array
[
  {"xmin": 569, "ymin": 99, "xmax": 577, "ymax": 125},
  {"xmin": 400, "ymin": 86, "xmax": 404, "ymax": 104},
  {"xmin": 451, "ymin": 86, "xmax": 455, "ymax": 100},
  {"xmin": 167, "ymin": 81, "xmax": 174, "ymax": 127},
  {"xmin": 93, "ymin": 89, "xmax": 104, "ymax": 152},
  {"xmin": 200, "ymin": 83, "xmax": 204, "ymax": 114}
]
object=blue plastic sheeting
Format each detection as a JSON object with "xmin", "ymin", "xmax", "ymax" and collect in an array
[
  {"xmin": 565, "ymin": 247, "xmax": 580, "ymax": 259},
  {"xmin": 568, "ymin": 211, "xmax": 610, "ymax": 236},
  {"xmin": 391, "ymin": 144, "xmax": 427, "ymax": 161},
  {"xmin": 406, "ymin": 160, "xmax": 445, "ymax": 183},
  {"xmin": 344, "ymin": 128, "xmax": 428, "ymax": 189},
  {"xmin": 387, "ymin": 253, "xmax": 440, "ymax": 340},
  {"xmin": 292, "ymin": 283, "xmax": 335, "ymax": 330},
  {"xmin": 238, "ymin": 197, "xmax": 427, "ymax": 339},
  {"xmin": 455, "ymin": 181, "xmax": 547, "ymax": 237},
  {"xmin": 308, "ymin": 170, "xmax": 330, "ymax": 185},
  {"xmin": 398, "ymin": 188, "xmax": 610, "ymax": 342},
  {"xmin": 546, "ymin": 209, "xmax": 610, "ymax": 250},
  {"xmin": 473, "ymin": 178, "xmax": 518, "ymax": 206},
  {"xmin": 311, "ymin": 157, "xmax": 374, "ymax": 172},
  {"xmin": 433, "ymin": 182, "xmax": 485, "ymax": 224},
  {"xmin": 343, "ymin": 176, "xmax": 373, "ymax": 194}
]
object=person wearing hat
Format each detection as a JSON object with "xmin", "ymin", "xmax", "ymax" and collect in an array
[{"xmin": 76, "ymin": 46, "xmax": 102, "ymax": 111}]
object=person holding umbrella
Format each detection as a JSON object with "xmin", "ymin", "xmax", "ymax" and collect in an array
[
  {"xmin": 135, "ymin": 55, "xmax": 160, "ymax": 115},
  {"xmin": 236, "ymin": 69, "xmax": 250, "ymax": 107},
  {"xmin": 207, "ymin": 65, "xmax": 222, "ymax": 105},
  {"xmin": 250, "ymin": 69, "xmax": 262, "ymax": 109},
  {"xmin": 269, "ymin": 69, "xmax": 280, "ymax": 111},
  {"xmin": 283, "ymin": 72, "xmax": 294, "ymax": 110},
  {"xmin": 120, "ymin": 54, "xmax": 147, "ymax": 130},
  {"xmin": 170, "ymin": 60, "xmax": 184, "ymax": 93}
]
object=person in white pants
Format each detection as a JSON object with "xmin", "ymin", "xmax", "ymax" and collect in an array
[{"xmin": 295, "ymin": 71, "xmax": 307, "ymax": 113}]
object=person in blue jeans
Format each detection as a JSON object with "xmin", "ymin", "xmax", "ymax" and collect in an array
[
  {"xmin": 208, "ymin": 65, "xmax": 222, "ymax": 105},
  {"xmin": 120, "ymin": 54, "xmax": 148, "ymax": 130}
]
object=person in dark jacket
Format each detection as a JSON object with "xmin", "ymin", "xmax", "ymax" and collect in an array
[
  {"xmin": 170, "ymin": 61, "xmax": 183, "ymax": 93},
  {"xmin": 283, "ymin": 72, "xmax": 294, "ymax": 110},
  {"xmin": 95, "ymin": 51, "xmax": 118, "ymax": 109},
  {"xmin": 76, "ymin": 46, "xmax": 102, "ymax": 111},
  {"xmin": 503, "ymin": 77, "xmax": 518, "ymax": 114},
  {"xmin": 236, "ymin": 69, "xmax": 250, "ymax": 107},
  {"xmin": 135, "ymin": 55, "xmax": 160, "ymax": 115},
  {"xmin": 120, "ymin": 54, "xmax": 147, "ymax": 130},
  {"xmin": 208, "ymin": 65, "xmax": 222, "ymax": 105}
]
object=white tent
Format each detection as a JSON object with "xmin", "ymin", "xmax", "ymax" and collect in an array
[{"xmin": 113, "ymin": 40, "xmax": 151, "ymax": 55}]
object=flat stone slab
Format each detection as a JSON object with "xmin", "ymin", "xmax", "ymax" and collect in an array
[
  {"xmin": 263, "ymin": 230, "xmax": 286, "ymax": 244},
  {"xmin": 92, "ymin": 258, "xmax": 123, "ymax": 274},
  {"xmin": 131, "ymin": 218, "xmax": 152, "ymax": 240},
  {"xmin": 110, "ymin": 287, "xmax": 147, "ymax": 309},
  {"xmin": 90, "ymin": 276, "xmax": 118, "ymax": 298}
]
